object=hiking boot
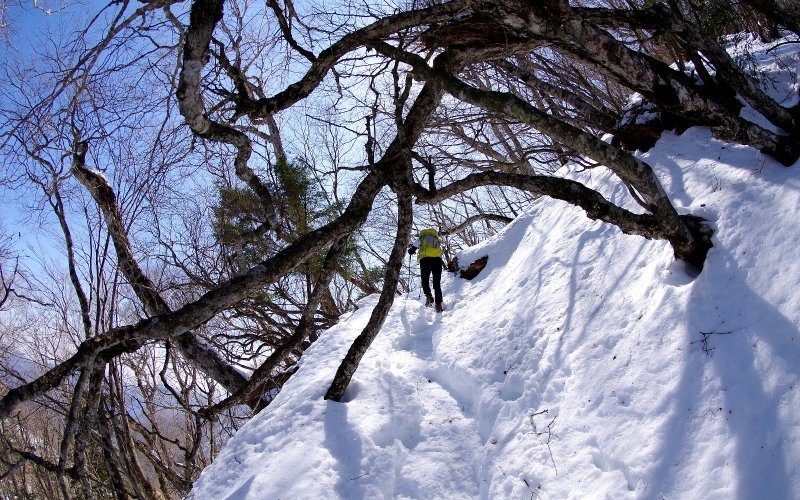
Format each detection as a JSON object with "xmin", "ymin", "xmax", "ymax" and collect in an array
[
  {"xmin": 435, "ymin": 303, "xmax": 444, "ymax": 313},
  {"xmin": 425, "ymin": 296, "xmax": 434, "ymax": 307}
]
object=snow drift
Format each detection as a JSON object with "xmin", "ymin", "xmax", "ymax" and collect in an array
[{"xmin": 190, "ymin": 39, "xmax": 800, "ymax": 500}]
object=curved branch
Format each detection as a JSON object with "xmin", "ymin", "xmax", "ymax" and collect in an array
[
  {"xmin": 71, "ymin": 141, "xmax": 168, "ymax": 316},
  {"xmin": 441, "ymin": 213, "xmax": 513, "ymax": 236},
  {"xmin": 369, "ymin": 41, "xmax": 708, "ymax": 267},
  {"xmin": 235, "ymin": 0, "xmax": 469, "ymax": 118},
  {"xmin": 178, "ymin": 0, "xmax": 280, "ymax": 231},
  {"xmin": 266, "ymin": 0, "xmax": 316, "ymax": 61},
  {"xmin": 415, "ymin": 171, "xmax": 667, "ymax": 239}
]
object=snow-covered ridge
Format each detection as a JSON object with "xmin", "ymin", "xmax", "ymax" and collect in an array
[
  {"xmin": 190, "ymin": 40, "xmax": 800, "ymax": 499},
  {"xmin": 190, "ymin": 126, "xmax": 800, "ymax": 498}
]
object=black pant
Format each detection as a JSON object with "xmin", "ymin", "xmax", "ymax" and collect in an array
[{"xmin": 420, "ymin": 257, "xmax": 443, "ymax": 305}]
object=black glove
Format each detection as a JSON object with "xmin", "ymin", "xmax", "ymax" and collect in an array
[{"xmin": 408, "ymin": 245, "xmax": 417, "ymax": 255}]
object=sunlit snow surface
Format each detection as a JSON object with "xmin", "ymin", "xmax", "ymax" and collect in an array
[{"xmin": 191, "ymin": 38, "xmax": 800, "ymax": 499}]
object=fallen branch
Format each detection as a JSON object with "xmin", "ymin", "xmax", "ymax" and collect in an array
[{"xmin": 691, "ymin": 330, "xmax": 734, "ymax": 356}]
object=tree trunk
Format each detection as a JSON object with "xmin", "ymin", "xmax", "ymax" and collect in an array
[{"xmin": 325, "ymin": 191, "xmax": 413, "ymax": 401}]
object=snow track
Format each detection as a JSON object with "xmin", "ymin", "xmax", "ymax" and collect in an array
[{"xmin": 363, "ymin": 299, "xmax": 485, "ymax": 499}]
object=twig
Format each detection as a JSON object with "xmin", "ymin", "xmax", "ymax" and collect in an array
[
  {"xmin": 523, "ymin": 478, "xmax": 542, "ymax": 500},
  {"xmin": 691, "ymin": 330, "xmax": 733, "ymax": 356},
  {"xmin": 529, "ymin": 409, "xmax": 558, "ymax": 475},
  {"xmin": 767, "ymin": 40, "xmax": 800, "ymax": 54}
]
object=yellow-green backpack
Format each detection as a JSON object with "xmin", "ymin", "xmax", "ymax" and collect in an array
[{"xmin": 418, "ymin": 229, "xmax": 442, "ymax": 260}]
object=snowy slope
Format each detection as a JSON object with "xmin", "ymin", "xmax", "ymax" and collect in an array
[{"xmin": 190, "ymin": 42, "xmax": 800, "ymax": 499}]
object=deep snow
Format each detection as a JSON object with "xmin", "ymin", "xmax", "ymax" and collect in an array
[{"xmin": 190, "ymin": 38, "xmax": 800, "ymax": 499}]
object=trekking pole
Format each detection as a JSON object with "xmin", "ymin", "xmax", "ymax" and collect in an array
[
  {"xmin": 406, "ymin": 252, "xmax": 412, "ymax": 294},
  {"xmin": 409, "ymin": 253, "xmax": 421, "ymax": 300}
]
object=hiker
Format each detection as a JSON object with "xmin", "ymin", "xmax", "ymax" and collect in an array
[{"xmin": 408, "ymin": 228, "xmax": 444, "ymax": 312}]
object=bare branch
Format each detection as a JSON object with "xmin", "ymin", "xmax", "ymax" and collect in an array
[
  {"xmin": 441, "ymin": 213, "xmax": 513, "ymax": 237},
  {"xmin": 203, "ymin": 235, "xmax": 351, "ymax": 414}
]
